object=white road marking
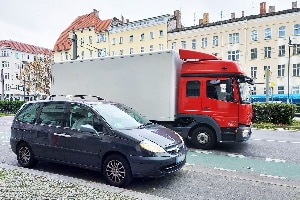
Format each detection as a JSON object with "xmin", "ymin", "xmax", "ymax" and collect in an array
[
  {"xmin": 265, "ymin": 158, "xmax": 286, "ymax": 163},
  {"xmin": 194, "ymin": 150, "xmax": 212, "ymax": 154},
  {"xmin": 227, "ymin": 154, "xmax": 245, "ymax": 158},
  {"xmin": 260, "ymin": 174, "xmax": 286, "ymax": 180},
  {"xmin": 214, "ymin": 167, "xmax": 236, "ymax": 172}
]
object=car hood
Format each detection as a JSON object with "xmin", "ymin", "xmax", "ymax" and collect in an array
[{"xmin": 116, "ymin": 124, "xmax": 182, "ymax": 148}]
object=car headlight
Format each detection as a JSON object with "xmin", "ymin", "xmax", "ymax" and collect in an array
[{"xmin": 140, "ymin": 140, "xmax": 166, "ymax": 153}]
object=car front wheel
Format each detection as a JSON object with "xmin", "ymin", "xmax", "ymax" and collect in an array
[
  {"xmin": 103, "ymin": 154, "xmax": 132, "ymax": 187},
  {"xmin": 17, "ymin": 143, "xmax": 37, "ymax": 168}
]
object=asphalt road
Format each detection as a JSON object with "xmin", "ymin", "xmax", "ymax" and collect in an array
[{"xmin": 1, "ymin": 116, "xmax": 300, "ymax": 200}]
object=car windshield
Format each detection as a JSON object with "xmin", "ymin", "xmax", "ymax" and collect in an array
[{"xmin": 92, "ymin": 103, "xmax": 151, "ymax": 129}]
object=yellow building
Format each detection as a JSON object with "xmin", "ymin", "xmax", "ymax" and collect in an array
[{"xmin": 168, "ymin": 2, "xmax": 300, "ymax": 96}]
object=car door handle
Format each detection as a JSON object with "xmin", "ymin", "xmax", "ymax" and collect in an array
[
  {"xmin": 203, "ymin": 107, "xmax": 211, "ymax": 111},
  {"xmin": 53, "ymin": 133, "xmax": 71, "ymax": 138}
]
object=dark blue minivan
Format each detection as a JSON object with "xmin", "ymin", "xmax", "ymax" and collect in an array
[{"xmin": 10, "ymin": 95, "xmax": 187, "ymax": 187}]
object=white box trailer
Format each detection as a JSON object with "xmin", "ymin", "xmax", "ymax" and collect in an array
[{"xmin": 51, "ymin": 50, "xmax": 183, "ymax": 121}]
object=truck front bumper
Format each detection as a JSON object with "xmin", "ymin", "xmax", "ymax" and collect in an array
[{"xmin": 236, "ymin": 125, "xmax": 252, "ymax": 142}]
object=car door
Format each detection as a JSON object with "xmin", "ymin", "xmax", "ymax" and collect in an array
[
  {"xmin": 35, "ymin": 102, "xmax": 68, "ymax": 161},
  {"xmin": 55, "ymin": 103, "xmax": 105, "ymax": 168}
]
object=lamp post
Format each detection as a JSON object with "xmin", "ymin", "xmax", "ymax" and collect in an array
[{"xmin": 287, "ymin": 37, "xmax": 294, "ymax": 104}]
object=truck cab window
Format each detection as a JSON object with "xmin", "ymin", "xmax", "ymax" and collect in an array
[
  {"xmin": 206, "ymin": 80, "xmax": 228, "ymax": 101},
  {"xmin": 186, "ymin": 80, "xmax": 200, "ymax": 97}
]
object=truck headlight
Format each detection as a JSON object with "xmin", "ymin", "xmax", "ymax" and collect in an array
[{"xmin": 140, "ymin": 140, "xmax": 166, "ymax": 153}]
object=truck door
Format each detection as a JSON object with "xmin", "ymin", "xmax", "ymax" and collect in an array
[{"xmin": 202, "ymin": 78, "xmax": 239, "ymax": 128}]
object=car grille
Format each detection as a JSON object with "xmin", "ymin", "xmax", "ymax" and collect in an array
[{"xmin": 160, "ymin": 159, "xmax": 186, "ymax": 174}]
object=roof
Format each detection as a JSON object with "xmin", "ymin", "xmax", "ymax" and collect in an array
[
  {"xmin": 53, "ymin": 11, "xmax": 112, "ymax": 52},
  {"xmin": 0, "ymin": 40, "xmax": 53, "ymax": 55},
  {"xmin": 169, "ymin": 8, "xmax": 300, "ymax": 33}
]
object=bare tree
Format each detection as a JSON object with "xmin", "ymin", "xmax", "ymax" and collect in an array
[{"xmin": 19, "ymin": 55, "xmax": 52, "ymax": 99}]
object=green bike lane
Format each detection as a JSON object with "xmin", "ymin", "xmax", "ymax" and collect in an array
[{"xmin": 186, "ymin": 150, "xmax": 300, "ymax": 181}]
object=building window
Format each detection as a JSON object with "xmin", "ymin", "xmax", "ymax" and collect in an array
[
  {"xmin": 130, "ymin": 48, "xmax": 133, "ymax": 54},
  {"xmin": 192, "ymin": 39, "xmax": 196, "ymax": 49},
  {"xmin": 80, "ymin": 37, "xmax": 84, "ymax": 46},
  {"xmin": 112, "ymin": 51, "xmax": 115, "ymax": 56},
  {"xmin": 149, "ymin": 45, "xmax": 154, "ymax": 51},
  {"xmin": 119, "ymin": 37, "xmax": 123, "ymax": 44},
  {"xmin": 89, "ymin": 50, "xmax": 93, "ymax": 58},
  {"xmin": 97, "ymin": 34, "xmax": 106, "ymax": 42},
  {"xmin": 4, "ymin": 73, "xmax": 9, "ymax": 79},
  {"xmin": 201, "ymin": 38, "xmax": 207, "ymax": 48},
  {"xmin": 213, "ymin": 36, "xmax": 218, "ymax": 46},
  {"xmin": 97, "ymin": 49, "xmax": 102, "ymax": 57},
  {"xmin": 227, "ymin": 50, "xmax": 240, "ymax": 61},
  {"xmin": 278, "ymin": 64, "xmax": 285, "ymax": 77},
  {"xmin": 171, "ymin": 42, "xmax": 176, "ymax": 50},
  {"xmin": 278, "ymin": 86, "xmax": 284, "ymax": 94},
  {"xmin": 251, "ymin": 67, "xmax": 257, "ymax": 79},
  {"xmin": 140, "ymin": 33, "xmax": 144, "ymax": 41},
  {"xmin": 229, "ymin": 33, "xmax": 239, "ymax": 44},
  {"xmin": 181, "ymin": 41, "xmax": 186, "ymax": 49},
  {"xmin": 89, "ymin": 36, "xmax": 93, "ymax": 44},
  {"xmin": 150, "ymin": 32, "xmax": 154, "ymax": 39},
  {"xmin": 294, "ymin": 24, "xmax": 300, "ymax": 35},
  {"xmin": 65, "ymin": 52, "xmax": 68, "ymax": 60},
  {"xmin": 264, "ymin": 47, "xmax": 271, "ymax": 58},
  {"xmin": 15, "ymin": 52, "xmax": 19, "ymax": 59},
  {"xmin": 278, "ymin": 26, "xmax": 286, "ymax": 37},
  {"xmin": 1, "ymin": 50, "xmax": 9, "ymax": 57},
  {"xmin": 129, "ymin": 35, "xmax": 133, "ymax": 42},
  {"xmin": 251, "ymin": 30, "xmax": 258, "ymax": 41},
  {"xmin": 293, "ymin": 44, "xmax": 300, "ymax": 55},
  {"xmin": 278, "ymin": 45, "xmax": 285, "ymax": 56},
  {"xmin": 250, "ymin": 48, "xmax": 257, "ymax": 59},
  {"xmin": 119, "ymin": 49, "xmax": 123, "ymax": 55},
  {"xmin": 112, "ymin": 38, "xmax": 116, "ymax": 45},
  {"xmin": 2, "ymin": 61, "xmax": 9, "ymax": 68},
  {"xmin": 159, "ymin": 44, "xmax": 163, "ymax": 50},
  {"xmin": 81, "ymin": 51, "xmax": 84, "ymax": 59},
  {"xmin": 251, "ymin": 86, "xmax": 257, "ymax": 95},
  {"xmin": 159, "ymin": 30, "xmax": 164, "ymax": 37},
  {"xmin": 264, "ymin": 28, "xmax": 272, "ymax": 39},
  {"xmin": 293, "ymin": 63, "xmax": 300, "ymax": 76},
  {"xmin": 140, "ymin": 47, "xmax": 144, "ymax": 52},
  {"xmin": 292, "ymin": 86, "xmax": 300, "ymax": 94}
]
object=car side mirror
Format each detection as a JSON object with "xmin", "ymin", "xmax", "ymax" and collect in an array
[{"xmin": 80, "ymin": 124, "xmax": 97, "ymax": 134}]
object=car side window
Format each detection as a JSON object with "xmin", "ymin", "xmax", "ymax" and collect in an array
[
  {"xmin": 70, "ymin": 104, "xmax": 103, "ymax": 132},
  {"xmin": 16, "ymin": 103, "xmax": 40, "ymax": 123},
  {"xmin": 37, "ymin": 102, "xmax": 66, "ymax": 126}
]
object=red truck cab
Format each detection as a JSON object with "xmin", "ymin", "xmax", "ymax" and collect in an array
[{"xmin": 176, "ymin": 49, "xmax": 254, "ymax": 149}]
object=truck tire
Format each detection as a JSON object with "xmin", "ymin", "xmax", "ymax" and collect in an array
[
  {"xmin": 103, "ymin": 154, "xmax": 132, "ymax": 187},
  {"xmin": 17, "ymin": 143, "xmax": 37, "ymax": 168},
  {"xmin": 191, "ymin": 127, "xmax": 216, "ymax": 150}
]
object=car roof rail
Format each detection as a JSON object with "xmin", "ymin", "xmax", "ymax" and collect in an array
[{"xmin": 47, "ymin": 95, "xmax": 105, "ymax": 101}]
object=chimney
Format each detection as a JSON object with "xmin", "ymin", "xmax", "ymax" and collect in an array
[
  {"xmin": 260, "ymin": 2, "xmax": 266, "ymax": 14},
  {"xmin": 93, "ymin": 9, "xmax": 99, "ymax": 18},
  {"xmin": 126, "ymin": 19, "xmax": 129, "ymax": 23},
  {"xmin": 269, "ymin": 6, "xmax": 275, "ymax": 13},
  {"xmin": 121, "ymin": 15, "xmax": 124, "ymax": 24},
  {"xmin": 242, "ymin": 11, "xmax": 245, "ymax": 17},
  {"xmin": 174, "ymin": 10, "xmax": 182, "ymax": 29},
  {"xmin": 203, "ymin": 13, "xmax": 209, "ymax": 24},
  {"xmin": 292, "ymin": 1, "xmax": 297, "ymax": 9},
  {"xmin": 199, "ymin": 19, "xmax": 203, "ymax": 25},
  {"xmin": 231, "ymin": 12, "xmax": 235, "ymax": 19}
]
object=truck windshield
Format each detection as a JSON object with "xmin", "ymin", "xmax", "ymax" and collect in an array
[
  {"xmin": 238, "ymin": 76, "xmax": 254, "ymax": 104},
  {"xmin": 92, "ymin": 103, "xmax": 151, "ymax": 129}
]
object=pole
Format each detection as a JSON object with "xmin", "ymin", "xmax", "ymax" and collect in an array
[
  {"xmin": 1, "ymin": 69, "xmax": 4, "ymax": 100},
  {"xmin": 265, "ymin": 68, "xmax": 270, "ymax": 102},
  {"xmin": 287, "ymin": 37, "xmax": 291, "ymax": 104}
]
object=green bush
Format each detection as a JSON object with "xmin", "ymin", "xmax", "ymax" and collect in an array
[
  {"xmin": 0, "ymin": 100, "xmax": 25, "ymax": 114},
  {"xmin": 252, "ymin": 103, "xmax": 296, "ymax": 125}
]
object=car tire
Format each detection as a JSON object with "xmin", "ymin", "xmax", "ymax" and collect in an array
[
  {"xmin": 103, "ymin": 154, "xmax": 132, "ymax": 187},
  {"xmin": 191, "ymin": 127, "xmax": 216, "ymax": 150},
  {"xmin": 17, "ymin": 143, "xmax": 37, "ymax": 168}
]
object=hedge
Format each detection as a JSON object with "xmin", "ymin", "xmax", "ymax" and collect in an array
[
  {"xmin": 252, "ymin": 102, "xmax": 296, "ymax": 125},
  {"xmin": 0, "ymin": 100, "xmax": 24, "ymax": 114}
]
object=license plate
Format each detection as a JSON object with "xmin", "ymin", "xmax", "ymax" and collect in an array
[{"xmin": 175, "ymin": 154, "xmax": 185, "ymax": 164}]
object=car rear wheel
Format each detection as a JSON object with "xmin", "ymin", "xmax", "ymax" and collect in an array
[
  {"xmin": 191, "ymin": 127, "xmax": 216, "ymax": 150},
  {"xmin": 17, "ymin": 143, "xmax": 37, "ymax": 168},
  {"xmin": 103, "ymin": 154, "xmax": 132, "ymax": 187}
]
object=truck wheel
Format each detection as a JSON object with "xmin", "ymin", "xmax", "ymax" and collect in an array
[
  {"xmin": 103, "ymin": 154, "xmax": 132, "ymax": 187},
  {"xmin": 17, "ymin": 143, "xmax": 37, "ymax": 168},
  {"xmin": 191, "ymin": 127, "xmax": 216, "ymax": 150}
]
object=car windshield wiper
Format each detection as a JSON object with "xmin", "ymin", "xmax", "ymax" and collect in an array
[{"xmin": 138, "ymin": 122, "xmax": 153, "ymax": 129}]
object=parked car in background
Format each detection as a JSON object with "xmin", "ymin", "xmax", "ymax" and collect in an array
[{"xmin": 10, "ymin": 95, "xmax": 187, "ymax": 187}]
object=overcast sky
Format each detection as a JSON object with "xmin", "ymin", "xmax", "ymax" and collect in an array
[{"xmin": 0, "ymin": 0, "xmax": 295, "ymax": 50}]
